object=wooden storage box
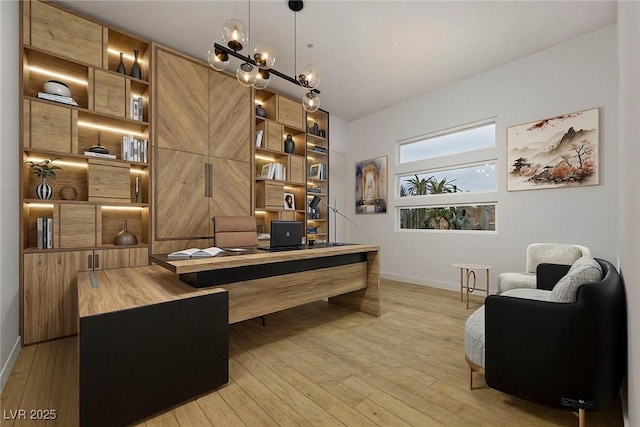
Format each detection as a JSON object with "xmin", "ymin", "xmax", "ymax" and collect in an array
[
  {"xmin": 88, "ymin": 159, "xmax": 131, "ymax": 203},
  {"xmin": 255, "ymin": 181, "xmax": 283, "ymax": 209},
  {"xmin": 93, "ymin": 70, "xmax": 126, "ymax": 117},
  {"xmin": 277, "ymin": 96, "xmax": 304, "ymax": 130}
]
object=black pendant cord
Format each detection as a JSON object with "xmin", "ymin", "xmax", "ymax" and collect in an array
[{"xmin": 213, "ymin": 42, "xmax": 320, "ymax": 94}]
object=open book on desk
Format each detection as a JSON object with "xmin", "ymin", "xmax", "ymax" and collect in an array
[{"xmin": 167, "ymin": 247, "xmax": 226, "ymax": 258}]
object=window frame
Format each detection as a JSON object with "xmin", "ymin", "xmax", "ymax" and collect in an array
[{"xmin": 394, "ymin": 118, "xmax": 498, "ymax": 233}]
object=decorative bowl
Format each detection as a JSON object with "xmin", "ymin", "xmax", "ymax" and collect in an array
[{"xmin": 43, "ymin": 80, "xmax": 71, "ymax": 97}]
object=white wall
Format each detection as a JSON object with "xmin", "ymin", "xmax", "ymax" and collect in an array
[
  {"xmin": 617, "ymin": 2, "xmax": 639, "ymax": 425},
  {"xmin": 347, "ymin": 26, "xmax": 619, "ymax": 290},
  {"xmin": 328, "ymin": 115, "xmax": 353, "ymax": 243},
  {"xmin": 0, "ymin": 0, "xmax": 21, "ymax": 389}
]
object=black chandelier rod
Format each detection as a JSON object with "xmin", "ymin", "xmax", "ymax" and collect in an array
[{"xmin": 214, "ymin": 43, "xmax": 320, "ymax": 94}]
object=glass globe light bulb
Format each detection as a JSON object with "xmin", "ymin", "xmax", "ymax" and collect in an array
[
  {"xmin": 236, "ymin": 62, "xmax": 258, "ymax": 87},
  {"xmin": 298, "ymin": 64, "xmax": 321, "ymax": 89},
  {"xmin": 253, "ymin": 69, "xmax": 270, "ymax": 90},
  {"xmin": 222, "ymin": 19, "xmax": 248, "ymax": 51},
  {"xmin": 207, "ymin": 47, "xmax": 229, "ymax": 71},
  {"xmin": 302, "ymin": 91, "xmax": 320, "ymax": 113},
  {"xmin": 253, "ymin": 44, "xmax": 276, "ymax": 69}
]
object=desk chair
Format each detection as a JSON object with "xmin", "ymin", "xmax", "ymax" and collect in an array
[
  {"xmin": 212, "ymin": 216, "xmax": 265, "ymax": 325},
  {"xmin": 213, "ymin": 216, "xmax": 259, "ymax": 248}
]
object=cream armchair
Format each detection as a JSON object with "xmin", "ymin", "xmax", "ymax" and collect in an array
[{"xmin": 497, "ymin": 243, "xmax": 590, "ymax": 294}]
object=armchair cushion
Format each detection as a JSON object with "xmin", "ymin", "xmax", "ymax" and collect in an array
[{"xmin": 549, "ymin": 256, "xmax": 603, "ymax": 303}]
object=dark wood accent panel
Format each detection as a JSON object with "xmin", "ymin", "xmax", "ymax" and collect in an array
[{"xmin": 79, "ymin": 290, "xmax": 228, "ymax": 426}]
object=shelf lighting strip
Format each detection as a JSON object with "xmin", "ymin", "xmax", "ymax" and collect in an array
[
  {"xmin": 255, "ymin": 154, "xmax": 276, "ymax": 161},
  {"xmin": 26, "ymin": 203, "xmax": 54, "ymax": 208},
  {"xmin": 101, "ymin": 206, "xmax": 144, "ymax": 211},
  {"xmin": 78, "ymin": 121, "xmax": 145, "ymax": 137},
  {"xmin": 29, "ymin": 66, "xmax": 88, "ymax": 86},
  {"xmin": 27, "ymin": 157, "xmax": 87, "ymax": 168}
]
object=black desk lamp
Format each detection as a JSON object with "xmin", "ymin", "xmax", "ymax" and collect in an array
[{"xmin": 308, "ymin": 195, "xmax": 358, "ymax": 245}]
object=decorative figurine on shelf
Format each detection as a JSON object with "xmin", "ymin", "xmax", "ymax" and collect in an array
[
  {"xmin": 114, "ymin": 219, "xmax": 138, "ymax": 245},
  {"xmin": 60, "ymin": 185, "xmax": 78, "ymax": 201},
  {"xmin": 256, "ymin": 104, "xmax": 267, "ymax": 118},
  {"xmin": 87, "ymin": 132, "xmax": 109, "ymax": 154},
  {"xmin": 284, "ymin": 134, "xmax": 295, "ymax": 154},
  {"xmin": 130, "ymin": 49, "xmax": 142, "ymax": 79},
  {"xmin": 117, "ymin": 52, "xmax": 126, "ymax": 74},
  {"xmin": 27, "ymin": 157, "xmax": 62, "ymax": 200}
]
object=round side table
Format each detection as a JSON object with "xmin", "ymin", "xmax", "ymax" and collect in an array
[{"xmin": 453, "ymin": 263, "xmax": 493, "ymax": 309}]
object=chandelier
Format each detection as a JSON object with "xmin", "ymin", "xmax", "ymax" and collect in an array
[{"xmin": 207, "ymin": 0, "xmax": 321, "ymax": 112}]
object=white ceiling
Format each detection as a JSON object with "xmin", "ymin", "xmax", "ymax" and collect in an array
[{"xmin": 58, "ymin": 1, "xmax": 617, "ymax": 122}]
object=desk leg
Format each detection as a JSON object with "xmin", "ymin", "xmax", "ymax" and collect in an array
[
  {"xmin": 329, "ymin": 250, "xmax": 380, "ymax": 317},
  {"xmin": 459, "ymin": 268, "xmax": 464, "ymax": 302}
]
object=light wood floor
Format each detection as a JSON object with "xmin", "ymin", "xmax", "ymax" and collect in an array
[{"xmin": 1, "ymin": 280, "xmax": 622, "ymax": 426}]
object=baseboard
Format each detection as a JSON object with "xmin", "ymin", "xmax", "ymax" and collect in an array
[
  {"xmin": 0, "ymin": 336, "xmax": 21, "ymax": 392},
  {"xmin": 381, "ymin": 272, "xmax": 458, "ymax": 292}
]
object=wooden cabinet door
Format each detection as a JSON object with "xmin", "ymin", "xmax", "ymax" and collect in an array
[
  {"xmin": 59, "ymin": 204, "xmax": 97, "ymax": 248},
  {"xmin": 209, "ymin": 157, "xmax": 251, "ymax": 217},
  {"xmin": 209, "ymin": 71, "xmax": 251, "ymax": 162},
  {"xmin": 23, "ymin": 251, "xmax": 92, "ymax": 344},
  {"xmin": 278, "ymin": 95, "xmax": 304, "ymax": 130},
  {"xmin": 29, "ymin": 100, "xmax": 74, "ymax": 153},
  {"xmin": 29, "ymin": 0, "xmax": 103, "ymax": 67},
  {"xmin": 93, "ymin": 248, "xmax": 129, "ymax": 270},
  {"xmin": 87, "ymin": 159, "xmax": 131, "ymax": 203},
  {"xmin": 156, "ymin": 48, "xmax": 209, "ymax": 155},
  {"xmin": 94, "ymin": 70, "xmax": 126, "ymax": 117},
  {"xmin": 155, "ymin": 148, "xmax": 211, "ymax": 239}
]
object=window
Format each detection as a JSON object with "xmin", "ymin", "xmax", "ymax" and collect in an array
[
  {"xmin": 399, "ymin": 204, "xmax": 496, "ymax": 231},
  {"xmin": 399, "ymin": 163, "xmax": 496, "ymax": 196},
  {"xmin": 399, "ymin": 123, "xmax": 495, "ymax": 164},
  {"xmin": 395, "ymin": 120, "xmax": 497, "ymax": 232}
]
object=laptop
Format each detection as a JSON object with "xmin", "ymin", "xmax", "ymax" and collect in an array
[{"xmin": 258, "ymin": 220, "xmax": 303, "ymax": 251}]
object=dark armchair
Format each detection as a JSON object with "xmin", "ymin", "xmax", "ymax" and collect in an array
[{"xmin": 484, "ymin": 258, "xmax": 626, "ymax": 419}]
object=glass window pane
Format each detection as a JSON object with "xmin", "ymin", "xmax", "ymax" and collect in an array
[
  {"xmin": 399, "ymin": 123, "xmax": 495, "ymax": 163},
  {"xmin": 399, "ymin": 163, "xmax": 496, "ymax": 196},
  {"xmin": 399, "ymin": 204, "xmax": 495, "ymax": 231}
]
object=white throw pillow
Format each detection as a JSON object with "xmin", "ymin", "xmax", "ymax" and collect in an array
[{"xmin": 549, "ymin": 257, "xmax": 603, "ymax": 303}]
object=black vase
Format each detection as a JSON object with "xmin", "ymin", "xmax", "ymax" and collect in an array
[
  {"xmin": 284, "ymin": 134, "xmax": 295, "ymax": 154},
  {"xmin": 117, "ymin": 52, "xmax": 126, "ymax": 74},
  {"xmin": 130, "ymin": 49, "xmax": 142, "ymax": 79},
  {"xmin": 256, "ymin": 104, "xmax": 267, "ymax": 118}
]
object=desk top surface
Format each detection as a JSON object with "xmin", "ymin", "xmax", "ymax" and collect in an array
[
  {"xmin": 151, "ymin": 243, "xmax": 380, "ymax": 275},
  {"xmin": 77, "ymin": 265, "xmax": 227, "ymax": 318}
]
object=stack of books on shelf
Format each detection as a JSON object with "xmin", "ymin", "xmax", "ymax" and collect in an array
[
  {"xmin": 36, "ymin": 216, "xmax": 53, "ymax": 249},
  {"xmin": 307, "ymin": 186, "xmax": 322, "ymax": 194},
  {"xmin": 130, "ymin": 95, "xmax": 144, "ymax": 121},
  {"xmin": 307, "ymin": 226, "xmax": 318, "ymax": 234},
  {"xmin": 260, "ymin": 163, "xmax": 286, "ymax": 181},
  {"xmin": 122, "ymin": 135, "xmax": 148, "ymax": 162},
  {"xmin": 37, "ymin": 92, "xmax": 78, "ymax": 106}
]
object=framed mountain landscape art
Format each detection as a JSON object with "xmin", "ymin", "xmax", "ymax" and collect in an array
[{"xmin": 507, "ymin": 108, "xmax": 599, "ymax": 191}]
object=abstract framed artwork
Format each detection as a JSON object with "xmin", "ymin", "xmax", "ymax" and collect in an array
[
  {"xmin": 507, "ymin": 108, "xmax": 599, "ymax": 191},
  {"xmin": 355, "ymin": 156, "xmax": 387, "ymax": 214}
]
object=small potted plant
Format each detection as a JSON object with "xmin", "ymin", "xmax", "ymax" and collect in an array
[{"xmin": 27, "ymin": 157, "xmax": 62, "ymax": 200}]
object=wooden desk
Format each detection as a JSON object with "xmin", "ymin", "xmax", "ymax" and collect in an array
[
  {"xmin": 77, "ymin": 268, "xmax": 229, "ymax": 427},
  {"xmin": 77, "ymin": 244, "xmax": 379, "ymax": 425},
  {"xmin": 150, "ymin": 243, "xmax": 381, "ymax": 323}
]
